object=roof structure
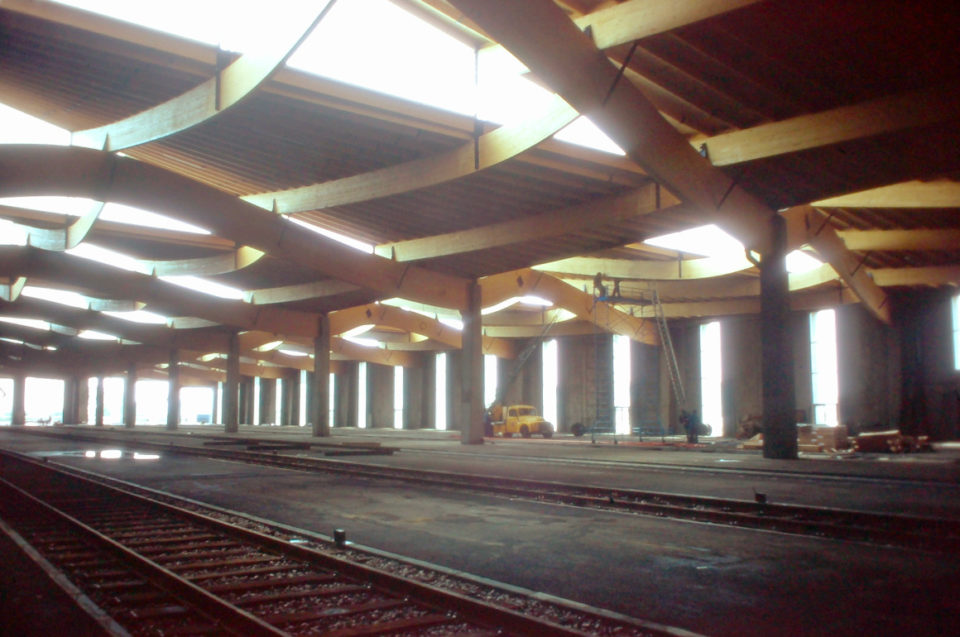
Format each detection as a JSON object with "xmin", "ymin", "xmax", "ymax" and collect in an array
[{"xmin": 1, "ymin": 0, "xmax": 959, "ymax": 384}]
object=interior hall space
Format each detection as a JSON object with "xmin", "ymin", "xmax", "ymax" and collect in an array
[{"xmin": 1, "ymin": 1, "xmax": 959, "ymax": 636}]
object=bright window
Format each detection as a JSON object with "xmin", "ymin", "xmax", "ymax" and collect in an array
[
  {"xmin": 86, "ymin": 376, "xmax": 124, "ymax": 424},
  {"xmin": 299, "ymin": 370, "xmax": 308, "ymax": 426},
  {"xmin": 393, "ymin": 366, "xmax": 404, "ymax": 429},
  {"xmin": 253, "ymin": 377, "xmax": 261, "ymax": 425},
  {"xmin": 329, "ymin": 372, "xmax": 336, "ymax": 428},
  {"xmin": 134, "ymin": 379, "xmax": 168, "ymax": 425},
  {"xmin": 0, "ymin": 378, "xmax": 14, "ymax": 425},
  {"xmin": 613, "ymin": 334, "xmax": 631, "ymax": 435},
  {"xmin": 700, "ymin": 321, "xmax": 723, "ymax": 436},
  {"xmin": 542, "ymin": 339, "xmax": 558, "ymax": 427},
  {"xmin": 435, "ymin": 353, "xmax": 447, "ymax": 430},
  {"xmin": 484, "ymin": 354, "xmax": 498, "ymax": 409},
  {"xmin": 274, "ymin": 378, "xmax": 283, "ymax": 425},
  {"xmin": 358, "ymin": 362, "xmax": 367, "ymax": 429},
  {"xmin": 180, "ymin": 386, "xmax": 213, "ymax": 423},
  {"xmin": 953, "ymin": 294, "xmax": 960, "ymax": 371},
  {"xmin": 810, "ymin": 309, "xmax": 839, "ymax": 426}
]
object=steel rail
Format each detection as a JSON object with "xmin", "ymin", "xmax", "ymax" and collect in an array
[
  {"xmin": 11, "ymin": 428, "xmax": 960, "ymax": 553},
  {"xmin": 0, "ymin": 449, "xmax": 678, "ymax": 636}
]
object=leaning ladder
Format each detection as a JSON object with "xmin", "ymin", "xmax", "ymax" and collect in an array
[
  {"xmin": 495, "ymin": 312, "xmax": 559, "ymax": 405},
  {"xmin": 652, "ymin": 290, "xmax": 685, "ymax": 408}
]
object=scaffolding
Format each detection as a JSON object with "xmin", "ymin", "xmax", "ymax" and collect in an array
[{"xmin": 593, "ymin": 279, "xmax": 685, "ymax": 441}]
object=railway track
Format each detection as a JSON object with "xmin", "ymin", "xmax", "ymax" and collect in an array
[
  {"xmin": 0, "ymin": 449, "xmax": 685, "ymax": 636},
  {"xmin": 11, "ymin": 427, "xmax": 960, "ymax": 555}
]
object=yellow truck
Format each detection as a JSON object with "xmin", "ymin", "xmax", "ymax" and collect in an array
[{"xmin": 487, "ymin": 404, "xmax": 554, "ymax": 438}]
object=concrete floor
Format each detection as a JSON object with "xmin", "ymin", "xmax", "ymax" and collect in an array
[{"xmin": 2, "ymin": 424, "xmax": 960, "ymax": 636}]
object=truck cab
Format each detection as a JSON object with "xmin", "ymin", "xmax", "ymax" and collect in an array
[{"xmin": 489, "ymin": 404, "xmax": 554, "ymax": 438}]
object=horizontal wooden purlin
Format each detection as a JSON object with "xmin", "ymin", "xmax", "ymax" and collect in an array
[
  {"xmin": 536, "ymin": 253, "xmax": 756, "ymax": 280},
  {"xmin": 812, "ymin": 179, "xmax": 960, "ymax": 209},
  {"xmin": 703, "ymin": 85, "xmax": 960, "ymax": 167},
  {"xmin": 481, "ymin": 269, "xmax": 658, "ymax": 344},
  {"xmin": 837, "ymin": 229, "xmax": 960, "ymax": 252},
  {"xmin": 659, "ymin": 288, "xmax": 859, "ymax": 318},
  {"xmin": 0, "ymin": 321, "xmax": 71, "ymax": 348},
  {"xmin": 71, "ymin": 3, "xmax": 334, "ymax": 150},
  {"xmin": 245, "ymin": 280, "xmax": 361, "ymax": 305},
  {"xmin": 0, "ymin": 146, "xmax": 470, "ymax": 309},
  {"xmin": 142, "ymin": 246, "xmax": 265, "ymax": 277},
  {"xmin": 329, "ymin": 303, "xmax": 515, "ymax": 359},
  {"xmin": 243, "ymin": 94, "xmax": 579, "ymax": 213},
  {"xmin": 0, "ymin": 205, "xmax": 237, "ymax": 251},
  {"xmin": 482, "ymin": 321, "xmax": 596, "ymax": 338},
  {"xmin": 871, "ymin": 266, "xmax": 960, "ymax": 287},
  {"xmin": 376, "ymin": 184, "xmax": 677, "ymax": 262},
  {"xmin": 449, "ymin": 0, "xmax": 776, "ymax": 255},
  {"xmin": 0, "ymin": 246, "xmax": 320, "ymax": 338},
  {"xmin": 0, "ymin": 295, "xmax": 233, "ymax": 351}
]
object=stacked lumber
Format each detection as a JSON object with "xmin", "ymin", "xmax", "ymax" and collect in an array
[
  {"xmin": 854, "ymin": 430, "xmax": 932, "ymax": 453},
  {"xmin": 738, "ymin": 425, "xmax": 850, "ymax": 452}
]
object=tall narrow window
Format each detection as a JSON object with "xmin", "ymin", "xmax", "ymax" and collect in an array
[
  {"xmin": 253, "ymin": 377, "xmax": 261, "ymax": 425},
  {"xmin": 612, "ymin": 334, "xmax": 631, "ymax": 435},
  {"xmin": 393, "ymin": 366, "xmax": 404, "ymax": 429},
  {"xmin": 953, "ymin": 293, "xmax": 960, "ymax": 371},
  {"xmin": 299, "ymin": 370, "xmax": 308, "ymax": 427},
  {"xmin": 0, "ymin": 378, "xmax": 13, "ymax": 425},
  {"xmin": 484, "ymin": 354, "xmax": 498, "ymax": 408},
  {"xmin": 810, "ymin": 309, "xmax": 839, "ymax": 426},
  {"xmin": 542, "ymin": 339, "xmax": 558, "ymax": 427},
  {"xmin": 357, "ymin": 362, "xmax": 367, "ymax": 429},
  {"xmin": 275, "ymin": 378, "xmax": 283, "ymax": 425},
  {"xmin": 329, "ymin": 373, "xmax": 336, "ymax": 428},
  {"xmin": 700, "ymin": 321, "xmax": 723, "ymax": 436},
  {"xmin": 435, "ymin": 353, "xmax": 447, "ymax": 430}
]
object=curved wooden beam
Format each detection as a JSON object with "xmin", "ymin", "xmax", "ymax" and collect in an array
[
  {"xmin": 330, "ymin": 303, "xmax": 515, "ymax": 358},
  {"xmin": 535, "ymin": 253, "xmax": 755, "ymax": 280},
  {"xmin": 0, "ymin": 276, "xmax": 27, "ymax": 302},
  {"xmin": 481, "ymin": 269, "xmax": 658, "ymax": 344},
  {"xmin": 24, "ymin": 201, "xmax": 105, "ymax": 250},
  {"xmin": 243, "ymin": 94, "xmax": 579, "ymax": 213},
  {"xmin": 141, "ymin": 246, "xmax": 265, "ymax": 277},
  {"xmin": 447, "ymin": 0, "xmax": 776, "ymax": 254},
  {"xmin": 244, "ymin": 280, "xmax": 361, "ymax": 304},
  {"xmin": 72, "ymin": 2, "xmax": 338, "ymax": 150},
  {"xmin": 0, "ymin": 146, "xmax": 469, "ymax": 309}
]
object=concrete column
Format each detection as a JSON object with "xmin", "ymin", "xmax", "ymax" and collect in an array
[
  {"xmin": 12, "ymin": 373, "xmax": 25, "ymax": 425},
  {"xmin": 760, "ymin": 214, "xmax": 798, "ymax": 459},
  {"xmin": 95, "ymin": 375, "xmax": 104, "ymax": 426},
  {"xmin": 62, "ymin": 376, "xmax": 75, "ymax": 425},
  {"xmin": 459, "ymin": 281, "xmax": 484, "ymax": 444},
  {"xmin": 123, "ymin": 363, "xmax": 137, "ymax": 428},
  {"xmin": 259, "ymin": 378, "xmax": 276, "ymax": 425},
  {"xmin": 166, "ymin": 349, "xmax": 180, "ymax": 430},
  {"xmin": 224, "ymin": 331, "xmax": 240, "ymax": 433},
  {"xmin": 77, "ymin": 377, "xmax": 89, "ymax": 424},
  {"xmin": 284, "ymin": 371, "xmax": 300, "ymax": 427},
  {"xmin": 312, "ymin": 314, "xmax": 331, "ymax": 436}
]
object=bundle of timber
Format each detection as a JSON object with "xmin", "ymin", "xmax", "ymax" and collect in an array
[
  {"xmin": 739, "ymin": 424, "xmax": 850, "ymax": 452},
  {"xmin": 854, "ymin": 430, "xmax": 932, "ymax": 453}
]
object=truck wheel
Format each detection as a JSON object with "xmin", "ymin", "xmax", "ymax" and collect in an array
[
  {"xmin": 541, "ymin": 423, "xmax": 553, "ymax": 439},
  {"xmin": 571, "ymin": 423, "xmax": 585, "ymax": 437},
  {"xmin": 520, "ymin": 425, "xmax": 531, "ymax": 438}
]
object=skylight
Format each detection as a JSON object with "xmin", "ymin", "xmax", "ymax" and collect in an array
[
  {"xmin": 288, "ymin": 217, "xmax": 373, "ymax": 254},
  {"xmin": 66, "ymin": 243, "xmax": 145, "ymax": 273},
  {"xmin": 102, "ymin": 309, "xmax": 169, "ymax": 325},
  {"xmin": 78, "ymin": 329, "xmax": 118, "ymax": 341},
  {"xmin": 0, "ymin": 196, "xmax": 209, "ymax": 235},
  {"xmin": 0, "ymin": 102, "xmax": 70, "ymax": 145},
  {"xmin": 644, "ymin": 224, "xmax": 745, "ymax": 259},
  {"xmin": 160, "ymin": 276, "xmax": 245, "ymax": 300},
  {"xmin": 785, "ymin": 250, "xmax": 824, "ymax": 274},
  {"xmin": 482, "ymin": 295, "xmax": 553, "ymax": 315},
  {"xmin": 0, "ymin": 317, "xmax": 51, "ymax": 331},
  {"xmin": 21, "ymin": 286, "xmax": 90, "ymax": 310}
]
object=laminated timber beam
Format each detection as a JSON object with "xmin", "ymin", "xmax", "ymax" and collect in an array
[
  {"xmin": 702, "ymin": 85, "xmax": 960, "ymax": 167},
  {"xmin": 329, "ymin": 304, "xmax": 515, "ymax": 359},
  {"xmin": 871, "ymin": 266, "xmax": 960, "ymax": 287},
  {"xmin": 244, "ymin": 280, "xmax": 360, "ymax": 305},
  {"xmin": 836, "ymin": 229, "xmax": 960, "ymax": 252},
  {"xmin": 812, "ymin": 179, "xmax": 960, "ymax": 209},
  {"xmin": 798, "ymin": 207, "xmax": 891, "ymax": 324},
  {"xmin": 0, "ymin": 146, "xmax": 469, "ymax": 309},
  {"xmin": 447, "ymin": 0, "xmax": 777, "ymax": 255},
  {"xmin": 0, "ymin": 247, "xmax": 321, "ymax": 337},
  {"xmin": 481, "ymin": 269, "xmax": 658, "ymax": 344},
  {"xmin": 0, "ymin": 295, "xmax": 232, "ymax": 351},
  {"xmin": 374, "ymin": 183, "xmax": 680, "ymax": 262},
  {"xmin": 536, "ymin": 253, "xmax": 755, "ymax": 280},
  {"xmin": 68, "ymin": 2, "xmax": 337, "ymax": 150}
]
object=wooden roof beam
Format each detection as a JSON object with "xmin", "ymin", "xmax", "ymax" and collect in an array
[
  {"xmin": 837, "ymin": 229, "xmax": 960, "ymax": 252},
  {"xmin": 0, "ymin": 146, "xmax": 470, "ymax": 309},
  {"xmin": 812, "ymin": 179, "xmax": 960, "ymax": 209},
  {"xmin": 69, "ymin": 2, "xmax": 336, "ymax": 150},
  {"xmin": 702, "ymin": 85, "xmax": 960, "ymax": 167},
  {"xmin": 448, "ymin": 0, "xmax": 776, "ymax": 254},
  {"xmin": 375, "ymin": 183, "xmax": 677, "ymax": 262}
]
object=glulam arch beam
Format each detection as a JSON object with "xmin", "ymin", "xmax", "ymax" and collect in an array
[
  {"xmin": 0, "ymin": 146, "xmax": 469, "ymax": 309},
  {"xmin": 481, "ymin": 269, "xmax": 658, "ymax": 344},
  {"xmin": 71, "ymin": 2, "xmax": 338, "ymax": 151}
]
